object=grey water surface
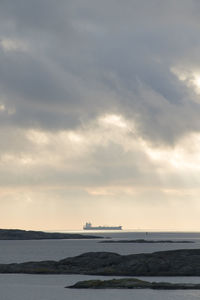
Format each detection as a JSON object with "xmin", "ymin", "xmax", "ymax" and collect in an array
[{"xmin": 1, "ymin": 231, "xmax": 200, "ymax": 299}]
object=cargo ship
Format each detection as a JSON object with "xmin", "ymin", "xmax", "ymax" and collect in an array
[{"xmin": 83, "ymin": 222, "xmax": 122, "ymax": 230}]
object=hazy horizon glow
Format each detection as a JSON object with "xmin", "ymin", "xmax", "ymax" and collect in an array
[{"xmin": 1, "ymin": 1, "xmax": 200, "ymax": 231}]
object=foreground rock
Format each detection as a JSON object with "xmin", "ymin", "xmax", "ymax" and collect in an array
[
  {"xmin": 67, "ymin": 278, "xmax": 200, "ymax": 289},
  {"xmin": 2, "ymin": 249, "xmax": 200, "ymax": 275},
  {"xmin": 100, "ymin": 239, "xmax": 194, "ymax": 244},
  {"xmin": 0, "ymin": 229, "xmax": 101, "ymax": 240}
]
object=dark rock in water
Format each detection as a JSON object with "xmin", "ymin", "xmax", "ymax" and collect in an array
[
  {"xmin": 2, "ymin": 249, "xmax": 200, "ymax": 276},
  {"xmin": 100, "ymin": 239, "xmax": 194, "ymax": 244},
  {"xmin": 0, "ymin": 229, "xmax": 101, "ymax": 240},
  {"xmin": 67, "ymin": 278, "xmax": 200, "ymax": 290},
  {"xmin": 68, "ymin": 278, "xmax": 151, "ymax": 289}
]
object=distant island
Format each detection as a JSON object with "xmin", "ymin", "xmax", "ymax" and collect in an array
[
  {"xmin": 67, "ymin": 278, "xmax": 200, "ymax": 290},
  {"xmin": 1, "ymin": 249, "xmax": 200, "ymax": 275},
  {"xmin": 0, "ymin": 229, "xmax": 101, "ymax": 240},
  {"xmin": 100, "ymin": 239, "xmax": 194, "ymax": 244}
]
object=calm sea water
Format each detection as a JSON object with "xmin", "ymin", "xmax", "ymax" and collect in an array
[{"xmin": 1, "ymin": 231, "xmax": 200, "ymax": 299}]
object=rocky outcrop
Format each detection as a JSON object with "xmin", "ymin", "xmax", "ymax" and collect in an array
[
  {"xmin": 100, "ymin": 239, "xmax": 194, "ymax": 243},
  {"xmin": 67, "ymin": 278, "xmax": 200, "ymax": 289},
  {"xmin": 0, "ymin": 229, "xmax": 101, "ymax": 240},
  {"xmin": 1, "ymin": 249, "xmax": 200, "ymax": 275}
]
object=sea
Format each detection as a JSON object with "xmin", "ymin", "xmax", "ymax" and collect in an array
[{"xmin": 1, "ymin": 231, "xmax": 200, "ymax": 300}]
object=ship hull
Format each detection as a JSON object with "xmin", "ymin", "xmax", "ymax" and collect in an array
[{"xmin": 83, "ymin": 226, "xmax": 122, "ymax": 230}]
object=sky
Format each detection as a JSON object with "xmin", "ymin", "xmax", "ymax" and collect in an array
[{"xmin": 1, "ymin": 0, "xmax": 200, "ymax": 231}]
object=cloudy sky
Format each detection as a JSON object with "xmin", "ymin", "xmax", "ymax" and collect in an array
[{"xmin": 1, "ymin": 0, "xmax": 200, "ymax": 231}]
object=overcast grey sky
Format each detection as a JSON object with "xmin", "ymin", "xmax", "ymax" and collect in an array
[{"xmin": 1, "ymin": 0, "xmax": 200, "ymax": 230}]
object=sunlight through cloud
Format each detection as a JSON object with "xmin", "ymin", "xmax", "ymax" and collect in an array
[
  {"xmin": 171, "ymin": 66, "xmax": 200, "ymax": 96},
  {"xmin": 99, "ymin": 114, "xmax": 128, "ymax": 129}
]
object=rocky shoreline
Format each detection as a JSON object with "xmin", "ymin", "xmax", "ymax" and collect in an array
[
  {"xmin": 0, "ymin": 229, "xmax": 101, "ymax": 240},
  {"xmin": 1, "ymin": 249, "xmax": 200, "ymax": 276},
  {"xmin": 67, "ymin": 278, "xmax": 200, "ymax": 289},
  {"xmin": 100, "ymin": 239, "xmax": 194, "ymax": 244}
]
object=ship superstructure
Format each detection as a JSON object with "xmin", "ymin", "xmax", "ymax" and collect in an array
[{"xmin": 83, "ymin": 222, "xmax": 122, "ymax": 230}]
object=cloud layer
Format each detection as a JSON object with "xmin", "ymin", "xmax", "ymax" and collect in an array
[{"xmin": 1, "ymin": 1, "xmax": 200, "ymax": 230}]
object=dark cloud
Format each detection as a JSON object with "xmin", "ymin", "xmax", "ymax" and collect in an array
[{"xmin": 0, "ymin": 0, "xmax": 200, "ymax": 144}]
